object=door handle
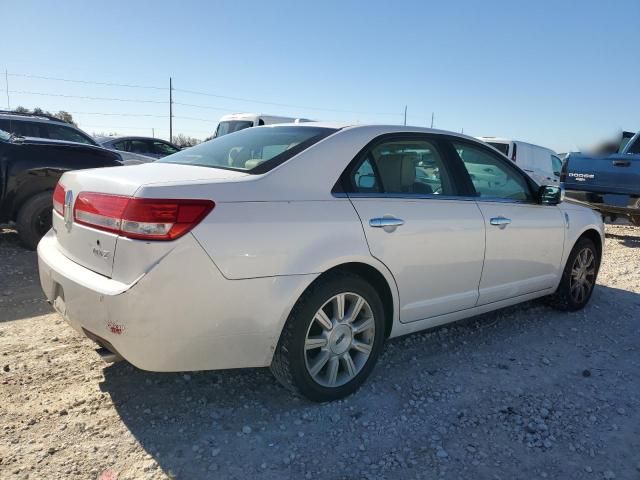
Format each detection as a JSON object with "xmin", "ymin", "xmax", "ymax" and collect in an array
[
  {"xmin": 490, "ymin": 216, "xmax": 511, "ymax": 226},
  {"xmin": 369, "ymin": 217, "xmax": 405, "ymax": 228},
  {"xmin": 613, "ymin": 160, "xmax": 631, "ymax": 167}
]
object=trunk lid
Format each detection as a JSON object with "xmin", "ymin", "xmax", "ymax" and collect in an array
[{"xmin": 54, "ymin": 163, "xmax": 247, "ymax": 278}]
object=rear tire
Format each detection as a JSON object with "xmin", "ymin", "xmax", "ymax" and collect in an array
[
  {"xmin": 548, "ymin": 237, "xmax": 600, "ymax": 311},
  {"xmin": 630, "ymin": 199, "xmax": 640, "ymax": 226},
  {"xmin": 270, "ymin": 272, "xmax": 386, "ymax": 402},
  {"xmin": 16, "ymin": 191, "xmax": 53, "ymax": 250}
]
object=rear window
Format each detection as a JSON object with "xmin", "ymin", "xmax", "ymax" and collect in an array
[
  {"xmin": 158, "ymin": 126, "xmax": 337, "ymax": 173},
  {"xmin": 46, "ymin": 124, "xmax": 96, "ymax": 145},
  {"xmin": 487, "ymin": 142, "xmax": 509, "ymax": 156},
  {"xmin": 626, "ymin": 137, "xmax": 640, "ymax": 155}
]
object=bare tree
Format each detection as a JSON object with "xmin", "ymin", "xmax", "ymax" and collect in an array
[
  {"xmin": 13, "ymin": 106, "xmax": 77, "ymax": 126},
  {"xmin": 172, "ymin": 134, "xmax": 202, "ymax": 148}
]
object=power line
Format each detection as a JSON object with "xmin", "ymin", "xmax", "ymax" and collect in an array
[
  {"xmin": 7, "ymin": 72, "xmax": 167, "ymax": 90},
  {"xmin": 5, "ymin": 70, "xmax": 403, "ymax": 119},
  {"xmin": 1, "ymin": 89, "xmax": 166, "ymax": 104},
  {"xmin": 174, "ymin": 115, "xmax": 218, "ymax": 123},
  {"xmin": 173, "ymin": 101, "xmax": 235, "ymax": 112},
  {"xmin": 67, "ymin": 111, "xmax": 167, "ymax": 118},
  {"xmin": 173, "ymin": 87, "xmax": 400, "ymax": 116}
]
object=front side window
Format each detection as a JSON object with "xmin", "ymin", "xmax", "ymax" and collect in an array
[
  {"xmin": 158, "ymin": 126, "xmax": 336, "ymax": 172},
  {"xmin": 46, "ymin": 124, "xmax": 95, "ymax": 145},
  {"xmin": 349, "ymin": 138, "xmax": 453, "ymax": 195},
  {"xmin": 453, "ymin": 142, "xmax": 532, "ymax": 201}
]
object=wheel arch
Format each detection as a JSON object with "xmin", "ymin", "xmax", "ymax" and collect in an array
[
  {"xmin": 577, "ymin": 228, "xmax": 603, "ymax": 261},
  {"xmin": 278, "ymin": 259, "xmax": 399, "ymax": 343},
  {"xmin": 320, "ymin": 262, "xmax": 397, "ymax": 338}
]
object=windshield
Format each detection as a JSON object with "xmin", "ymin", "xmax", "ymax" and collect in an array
[
  {"xmin": 158, "ymin": 126, "xmax": 337, "ymax": 173},
  {"xmin": 0, "ymin": 129, "xmax": 11, "ymax": 142},
  {"xmin": 487, "ymin": 142, "xmax": 510, "ymax": 156},
  {"xmin": 215, "ymin": 120, "xmax": 254, "ymax": 137}
]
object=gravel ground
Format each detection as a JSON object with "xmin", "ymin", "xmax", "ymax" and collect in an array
[{"xmin": 1, "ymin": 224, "xmax": 639, "ymax": 480}]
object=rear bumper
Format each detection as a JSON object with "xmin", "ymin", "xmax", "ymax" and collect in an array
[{"xmin": 37, "ymin": 230, "xmax": 317, "ymax": 372}]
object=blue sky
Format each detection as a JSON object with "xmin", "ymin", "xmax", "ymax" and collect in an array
[{"xmin": 2, "ymin": 0, "xmax": 638, "ymax": 152}]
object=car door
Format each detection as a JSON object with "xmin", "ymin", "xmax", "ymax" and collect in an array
[
  {"xmin": 343, "ymin": 134, "xmax": 486, "ymax": 323},
  {"xmin": 449, "ymin": 139, "xmax": 565, "ymax": 305}
]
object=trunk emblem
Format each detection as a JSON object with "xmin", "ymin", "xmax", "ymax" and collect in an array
[{"xmin": 64, "ymin": 190, "xmax": 74, "ymax": 230}]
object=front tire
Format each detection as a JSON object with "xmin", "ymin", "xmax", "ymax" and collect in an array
[
  {"xmin": 270, "ymin": 272, "xmax": 385, "ymax": 402},
  {"xmin": 548, "ymin": 237, "xmax": 600, "ymax": 311},
  {"xmin": 16, "ymin": 191, "xmax": 53, "ymax": 250}
]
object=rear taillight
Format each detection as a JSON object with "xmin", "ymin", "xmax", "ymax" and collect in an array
[
  {"xmin": 73, "ymin": 192, "xmax": 214, "ymax": 241},
  {"xmin": 53, "ymin": 182, "xmax": 65, "ymax": 215}
]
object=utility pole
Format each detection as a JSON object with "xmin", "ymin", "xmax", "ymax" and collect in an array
[
  {"xmin": 169, "ymin": 77, "xmax": 173, "ymax": 142},
  {"xmin": 152, "ymin": 128, "xmax": 155, "ymax": 138},
  {"xmin": 5, "ymin": 70, "xmax": 10, "ymax": 109},
  {"xmin": 403, "ymin": 105, "xmax": 407, "ymax": 126},
  {"xmin": 430, "ymin": 112, "xmax": 434, "ymax": 128}
]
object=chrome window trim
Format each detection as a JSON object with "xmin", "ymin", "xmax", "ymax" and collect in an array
[{"xmin": 333, "ymin": 192, "xmax": 535, "ymax": 205}]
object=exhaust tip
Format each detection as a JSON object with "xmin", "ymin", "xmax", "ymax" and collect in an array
[{"xmin": 96, "ymin": 347, "xmax": 123, "ymax": 363}]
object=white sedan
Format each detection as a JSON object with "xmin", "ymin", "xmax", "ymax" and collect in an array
[{"xmin": 38, "ymin": 123, "xmax": 604, "ymax": 401}]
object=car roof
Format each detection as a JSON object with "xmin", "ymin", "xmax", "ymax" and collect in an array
[
  {"xmin": 0, "ymin": 112, "xmax": 69, "ymax": 125},
  {"xmin": 16, "ymin": 135, "xmax": 109, "ymax": 149},
  {"xmin": 265, "ymin": 122, "xmax": 483, "ymax": 142},
  {"xmin": 97, "ymin": 135, "xmax": 171, "ymax": 143}
]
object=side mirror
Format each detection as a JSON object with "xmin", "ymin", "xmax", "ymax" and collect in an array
[{"xmin": 538, "ymin": 185, "xmax": 563, "ymax": 205}]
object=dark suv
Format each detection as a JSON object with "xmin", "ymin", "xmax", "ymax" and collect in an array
[
  {"xmin": 0, "ymin": 111, "xmax": 98, "ymax": 146},
  {"xmin": 0, "ymin": 129, "xmax": 123, "ymax": 249}
]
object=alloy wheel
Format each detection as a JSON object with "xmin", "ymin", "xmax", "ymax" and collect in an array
[
  {"xmin": 304, "ymin": 292, "xmax": 376, "ymax": 388},
  {"xmin": 569, "ymin": 247, "xmax": 596, "ymax": 304}
]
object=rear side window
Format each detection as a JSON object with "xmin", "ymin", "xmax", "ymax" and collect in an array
[
  {"xmin": 453, "ymin": 142, "xmax": 532, "ymax": 202},
  {"xmin": 348, "ymin": 137, "xmax": 454, "ymax": 195},
  {"xmin": 11, "ymin": 121, "xmax": 43, "ymax": 137},
  {"xmin": 153, "ymin": 141, "xmax": 179, "ymax": 156},
  {"xmin": 46, "ymin": 124, "xmax": 95, "ymax": 145},
  {"xmin": 159, "ymin": 126, "xmax": 336, "ymax": 173},
  {"xmin": 127, "ymin": 140, "xmax": 152, "ymax": 154}
]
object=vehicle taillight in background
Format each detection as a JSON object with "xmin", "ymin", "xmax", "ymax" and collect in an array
[
  {"xmin": 511, "ymin": 143, "xmax": 518, "ymax": 162},
  {"xmin": 53, "ymin": 182, "xmax": 65, "ymax": 215},
  {"xmin": 73, "ymin": 192, "xmax": 214, "ymax": 241}
]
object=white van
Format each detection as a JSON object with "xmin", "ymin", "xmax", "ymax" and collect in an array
[
  {"xmin": 213, "ymin": 113, "xmax": 313, "ymax": 138},
  {"xmin": 476, "ymin": 137, "xmax": 563, "ymax": 185}
]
